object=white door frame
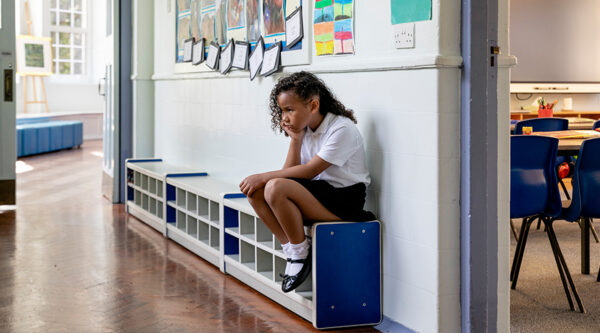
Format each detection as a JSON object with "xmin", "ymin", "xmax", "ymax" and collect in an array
[{"xmin": 0, "ymin": 0, "xmax": 16, "ymax": 205}]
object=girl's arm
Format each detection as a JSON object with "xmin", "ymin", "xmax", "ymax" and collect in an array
[
  {"xmin": 239, "ymin": 155, "xmax": 331, "ymax": 196},
  {"xmin": 282, "ymin": 136, "xmax": 303, "ymax": 169}
]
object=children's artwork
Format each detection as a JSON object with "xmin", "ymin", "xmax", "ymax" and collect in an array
[
  {"xmin": 190, "ymin": 0, "xmax": 201, "ymax": 40},
  {"xmin": 227, "ymin": 0, "xmax": 245, "ymax": 29},
  {"xmin": 183, "ymin": 38, "xmax": 194, "ymax": 62},
  {"xmin": 215, "ymin": 0, "xmax": 227, "ymax": 44},
  {"xmin": 246, "ymin": 0, "xmax": 260, "ymax": 42},
  {"xmin": 200, "ymin": 8, "xmax": 216, "ymax": 43},
  {"xmin": 263, "ymin": 0, "xmax": 285, "ymax": 36},
  {"xmin": 219, "ymin": 39, "xmax": 234, "ymax": 74},
  {"xmin": 260, "ymin": 41, "xmax": 281, "ymax": 77},
  {"xmin": 314, "ymin": 0, "xmax": 353, "ymax": 56},
  {"xmin": 16, "ymin": 36, "xmax": 53, "ymax": 75},
  {"xmin": 249, "ymin": 37, "xmax": 264, "ymax": 81},
  {"xmin": 390, "ymin": 0, "xmax": 432, "ymax": 25},
  {"xmin": 176, "ymin": 0, "xmax": 192, "ymax": 62},
  {"xmin": 206, "ymin": 41, "xmax": 221, "ymax": 69}
]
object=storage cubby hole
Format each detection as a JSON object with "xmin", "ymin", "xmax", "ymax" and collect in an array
[
  {"xmin": 141, "ymin": 174, "xmax": 149, "ymax": 191},
  {"xmin": 166, "ymin": 184, "xmax": 176, "ymax": 202},
  {"xmin": 224, "ymin": 207, "xmax": 239, "ymax": 233},
  {"xmin": 256, "ymin": 218, "xmax": 273, "ymax": 248},
  {"xmin": 274, "ymin": 256, "xmax": 287, "ymax": 282},
  {"xmin": 197, "ymin": 196, "xmax": 209, "ymax": 219},
  {"xmin": 134, "ymin": 190, "xmax": 141, "ymax": 206},
  {"xmin": 157, "ymin": 203, "xmax": 164, "ymax": 219},
  {"xmin": 166, "ymin": 205, "xmax": 176, "ymax": 224},
  {"xmin": 210, "ymin": 226, "xmax": 220, "ymax": 250},
  {"xmin": 240, "ymin": 212, "xmax": 255, "ymax": 239},
  {"xmin": 127, "ymin": 168, "xmax": 134, "ymax": 184},
  {"xmin": 256, "ymin": 248, "xmax": 273, "ymax": 281},
  {"xmin": 142, "ymin": 194, "xmax": 149, "ymax": 210},
  {"xmin": 149, "ymin": 178, "xmax": 157, "ymax": 195},
  {"xmin": 274, "ymin": 237, "xmax": 282, "ymax": 251},
  {"xmin": 134, "ymin": 171, "xmax": 141, "ymax": 186},
  {"xmin": 240, "ymin": 241, "xmax": 255, "ymax": 271},
  {"xmin": 209, "ymin": 200, "xmax": 219, "ymax": 222},
  {"xmin": 176, "ymin": 210, "xmax": 186, "ymax": 232},
  {"xmin": 176, "ymin": 188, "xmax": 186, "ymax": 208},
  {"xmin": 198, "ymin": 222, "xmax": 209, "ymax": 246},
  {"xmin": 157, "ymin": 180, "xmax": 163, "ymax": 197},
  {"xmin": 149, "ymin": 197, "xmax": 157, "ymax": 215},
  {"xmin": 127, "ymin": 186, "xmax": 134, "ymax": 202},
  {"xmin": 224, "ymin": 233, "xmax": 240, "ymax": 261},
  {"xmin": 295, "ymin": 271, "xmax": 313, "ymax": 300},
  {"xmin": 187, "ymin": 192, "xmax": 197, "ymax": 215},
  {"xmin": 187, "ymin": 216, "xmax": 198, "ymax": 238}
]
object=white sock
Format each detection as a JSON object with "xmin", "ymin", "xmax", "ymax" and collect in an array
[
  {"xmin": 281, "ymin": 242, "xmax": 291, "ymax": 275},
  {"xmin": 287, "ymin": 239, "xmax": 310, "ymax": 276}
]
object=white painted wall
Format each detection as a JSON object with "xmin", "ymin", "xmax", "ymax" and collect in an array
[
  {"xmin": 151, "ymin": 0, "xmax": 462, "ymax": 332},
  {"xmin": 14, "ymin": 0, "xmax": 104, "ymax": 119}
]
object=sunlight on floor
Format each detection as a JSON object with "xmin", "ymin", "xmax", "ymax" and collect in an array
[
  {"xmin": 90, "ymin": 151, "xmax": 103, "ymax": 158},
  {"xmin": 15, "ymin": 161, "xmax": 34, "ymax": 174}
]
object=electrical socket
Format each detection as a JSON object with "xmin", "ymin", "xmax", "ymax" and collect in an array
[{"xmin": 393, "ymin": 23, "xmax": 415, "ymax": 49}]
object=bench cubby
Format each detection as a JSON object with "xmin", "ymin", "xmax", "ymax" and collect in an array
[{"xmin": 125, "ymin": 159, "xmax": 205, "ymax": 234}]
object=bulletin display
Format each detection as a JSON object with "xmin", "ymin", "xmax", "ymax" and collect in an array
[{"xmin": 175, "ymin": 0, "xmax": 310, "ymax": 75}]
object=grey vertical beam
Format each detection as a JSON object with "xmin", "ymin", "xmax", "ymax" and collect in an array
[
  {"xmin": 461, "ymin": 0, "xmax": 499, "ymax": 331},
  {"xmin": 119, "ymin": 0, "xmax": 133, "ymax": 202}
]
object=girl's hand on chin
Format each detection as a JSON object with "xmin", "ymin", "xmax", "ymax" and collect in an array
[
  {"xmin": 283, "ymin": 126, "xmax": 306, "ymax": 141},
  {"xmin": 239, "ymin": 173, "xmax": 267, "ymax": 197}
]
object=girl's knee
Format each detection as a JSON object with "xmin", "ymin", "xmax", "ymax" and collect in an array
[
  {"xmin": 264, "ymin": 178, "xmax": 288, "ymax": 204},
  {"xmin": 247, "ymin": 188, "xmax": 266, "ymax": 207}
]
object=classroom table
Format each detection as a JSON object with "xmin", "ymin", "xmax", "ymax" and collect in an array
[
  {"xmin": 511, "ymin": 110, "xmax": 600, "ymax": 121},
  {"xmin": 510, "ymin": 117, "xmax": 596, "ymax": 132},
  {"xmin": 524, "ymin": 130, "xmax": 600, "ymax": 274}
]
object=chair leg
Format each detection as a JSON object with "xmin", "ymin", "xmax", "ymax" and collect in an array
[
  {"xmin": 544, "ymin": 218, "xmax": 574, "ymax": 311},
  {"xmin": 546, "ymin": 221, "xmax": 586, "ymax": 313},
  {"xmin": 536, "ymin": 217, "xmax": 542, "ymax": 230},
  {"xmin": 511, "ymin": 217, "xmax": 529, "ymax": 281},
  {"xmin": 511, "ymin": 217, "xmax": 534, "ymax": 289},
  {"xmin": 581, "ymin": 217, "xmax": 591, "ymax": 275},
  {"xmin": 597, "ymin": 265, "xmax": 600, "ymax": 282},
  {"xmin": 510, "ymin": 219, "xmax": 519, "ymax": 242},
  {"xmin": 559, "ymin": 178, "xmax": 571, "ymax": 200}
]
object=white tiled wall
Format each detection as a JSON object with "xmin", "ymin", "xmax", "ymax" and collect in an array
[{"xmin": 154, "ymin": 68, "xmax": 461, "ymax": 332}]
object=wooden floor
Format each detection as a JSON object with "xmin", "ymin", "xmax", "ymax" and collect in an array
[{"xmin": 0, "ymin": 140, "xmax": 381, "ymax": 332}]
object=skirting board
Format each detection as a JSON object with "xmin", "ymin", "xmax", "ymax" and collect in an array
[{"xmin": 0, "ymin": 180, "xmax": 16, "ymax": 205}]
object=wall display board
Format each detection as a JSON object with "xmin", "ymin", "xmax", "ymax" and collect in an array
[
  {"xmin": 314, "ymin": 0, "xmax": 354, "ymax": 56},
  {"xmin": 174, "ymin": 0, "xmax": 309, "ymax": 73}
]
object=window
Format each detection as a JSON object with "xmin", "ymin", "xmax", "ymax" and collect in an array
[{"xmin": 49, "ymin": 0, "xmax": 86, "ymax": 75}]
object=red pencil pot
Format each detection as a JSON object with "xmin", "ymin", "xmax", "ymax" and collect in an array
[{"xmin": 538, "ymin": 107, "xmax": 553, "ymax": 118}]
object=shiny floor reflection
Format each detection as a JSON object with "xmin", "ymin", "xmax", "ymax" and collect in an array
[{"xmin": 0, "ymin": 140, "xmax": 380, "ymax": 332}]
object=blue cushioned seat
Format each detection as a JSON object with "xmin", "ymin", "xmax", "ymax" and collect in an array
[{"xmin": 16, "ymin": 119, "xmax": 83, "ymax": 157}]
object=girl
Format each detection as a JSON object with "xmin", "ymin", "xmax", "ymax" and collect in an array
[{"xmin": 239, "ymin": 71, "xmax": 375, "ymax": 293}]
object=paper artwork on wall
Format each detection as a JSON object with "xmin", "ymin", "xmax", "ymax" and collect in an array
[
  {"xmin": 227, "ymin": 0, "xmax": 245, "ymax": 29},
  {"xmin": 314, "ymin": 0, "xmax": 354, "ymax": 56},
  {"xmin": 390, "ymin": 0, "xmax": 432, "ymax": 25},
  {"xmin": 215, "ymin": 0, "xmax": 227, "ymax": 44},
  {"xmin": 263, "ymin": 0, "xmax": 285, "ymax": 37},
  {"xmin": 249, "ymin": 37, "xmax": 264, "ymax": 81},
  {"xmin": 183, "ymin": 38, "xmax": 194, "ymax": 62},
  {"xmin": 16, "ymin": 36, "xmax": 53, "ymax": 76},
  {"xmin": 260, "ymin": 41, "xmax": 281, "ymax": 77},
  {"xmin": 232, "ymin": 41, "xmax": 250, "ymax": 69},
  {"xmin": 192, "ymin": 38, "xmax": 206, "ymax": 65},
  {"xmin": 246, "ymin": 0, "xmax": 260, "ymax": 42},
  {"xmin": 200, "ymin": 0, "xmax": 216, "ymax": 44},
  {"xmin": 176, "ymin": 0, "xmax": 192, "ymax": 62},
  {"xmin": 206, "ymin": 41, "xmax": 221, "ymax": 70},
  {"xmin": 219, "ymin": 39, "xmax": 234, "ymax": 74},
  {"xmin": 285, "ymin": 6, "xmax": 303, "ymax": 48}
]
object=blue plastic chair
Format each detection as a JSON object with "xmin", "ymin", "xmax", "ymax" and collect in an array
[
  {"xmin": 515, "ymin": 118, "xmax": 573, "ymax": 201},
  {"xmin": 510, "ymin": 135, "xmax": 585, "ymax": 313},
  {"xmin": 560, "ymin": 137, "xmax": 600, "ymax": 284},
  {"xmin": 593, "ymin": 119, "xmax": 600, "ymax": 130}
]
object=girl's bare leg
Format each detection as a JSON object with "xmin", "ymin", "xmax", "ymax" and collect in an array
[
  {"xmin": 247, "ymin": 188, "xmax": 289, "ymax": 244},
  {"xmin": 264, "ymin": 178, "xmax": 341, "ymax": 244}
]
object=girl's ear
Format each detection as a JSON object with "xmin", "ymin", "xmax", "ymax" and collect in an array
[{"xmin": 310, "ymin": 97, "xmax": 320, "ymax": 114}]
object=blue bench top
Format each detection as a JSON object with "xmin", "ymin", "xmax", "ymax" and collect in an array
[{"xmin": 17, "ymin": 120, "xmax": 83, "ymax": 130}]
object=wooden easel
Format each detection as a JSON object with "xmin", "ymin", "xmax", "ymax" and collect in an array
[{"xmin": 22, "ymin": 1, "xmax": 50, "ymax": 113}]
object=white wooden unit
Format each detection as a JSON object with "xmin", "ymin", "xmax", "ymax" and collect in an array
[
  {"xmin": 165, "ymin": 176, "xmax": 239, "ymax": 271},
  {"xmin": 125, "ymin": 159, "xmax": 205, "ymax": 234},
  {"xmin": 222, "ymin": 197, "xmax": 313, "ymax": 321}
]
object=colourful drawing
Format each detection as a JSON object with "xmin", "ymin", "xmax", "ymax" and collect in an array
[
  {"xmin": 25, "ymin": 44, "xmax": 44, "ymax": 67},
  {"xmin": 215, "ymin": 0, "xmax": 227, "ymax": 44},
  {"xmin": 333, "ymin": 0, "xmax": 352, "ymax": 20},
  {"xmin": 314, "ymin": 0, "xmax": 333, "ymax": 23},
  {"xmin": 200, "ymin": 11, "xmax": 215, "ymax": 42},
  {"xmin": 246, "ymin": 0, "xmax": 260, "ymax": 42},
  {"xmin": 178, "ymin": 0, "xmax": 191, "ymax": 11},
  {"xmin": 314, "ymin": 21, "xmax": 334, "ymax": 56},
  {"xmin": 263, "ymin": 0, "xmax": 285, "ymax": 36},
  {"xmin": 201, "ymin": 0, "xmax": 215, "ymax": 6},
  {"xmin": 190, "ymin": 0, "xmax": 201, "ymax": 40},
  {"xmin": 227, "ymin": 0, "xmax": 244, "ymax": 29},
  {"xmin": 334, "ymin": 18, "xmax": 353, "ymax": 54}
]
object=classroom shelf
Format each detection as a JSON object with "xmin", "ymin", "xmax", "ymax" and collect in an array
[
  {"xmin": 165, "ymin": 176, "xmax": 239, "ymax": 271},
  {"xmin": 222, "ymin": 197, "xmax": 313, "ymax": 321}
]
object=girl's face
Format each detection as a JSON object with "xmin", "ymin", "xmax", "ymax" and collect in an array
[{"xmin": 277, "ymin": 91, "xmax": 320, "ymax": 133}]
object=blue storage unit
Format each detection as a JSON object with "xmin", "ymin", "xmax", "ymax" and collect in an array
[{"xmin": 16, "ymin": 119, "xmax": 84, "ymax": 157}]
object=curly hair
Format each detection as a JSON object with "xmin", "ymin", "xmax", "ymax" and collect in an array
[{"xmin": 269, "ymin": 71, "xmax": 357, "ymax": 134}]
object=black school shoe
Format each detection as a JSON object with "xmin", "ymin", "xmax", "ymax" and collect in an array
[{"xmin": 281, "ymin": 249, "xmax": 312, "ymax": 293}]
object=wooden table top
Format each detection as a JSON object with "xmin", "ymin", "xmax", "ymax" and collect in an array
[{"xmin": 528, "ymin": 130, "xmax": 600, "ymax": 155}]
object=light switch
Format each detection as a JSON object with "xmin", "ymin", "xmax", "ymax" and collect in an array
[{"xmin": 393, "ymin": 23, "xmax": 415, "ymax": 49}]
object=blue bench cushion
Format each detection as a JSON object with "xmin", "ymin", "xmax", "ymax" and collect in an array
[{"xmin": 16, "ymin": 120, "xmax": 84, "ymax": 157}]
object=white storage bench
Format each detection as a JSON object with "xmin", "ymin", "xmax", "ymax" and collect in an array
[{"xmin": 124, "ymin": 159, "xmax": 382, "ymax": 329}]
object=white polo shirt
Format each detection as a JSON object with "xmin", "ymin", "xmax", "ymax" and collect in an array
[{"xmin": 300, "ymin": 112, "xmax": 371, "ymax": 188}]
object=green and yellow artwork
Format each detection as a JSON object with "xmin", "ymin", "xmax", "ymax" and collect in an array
[{"xmin": 25, "ymin": 43, "xmax": 44, "ymax": 68}]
